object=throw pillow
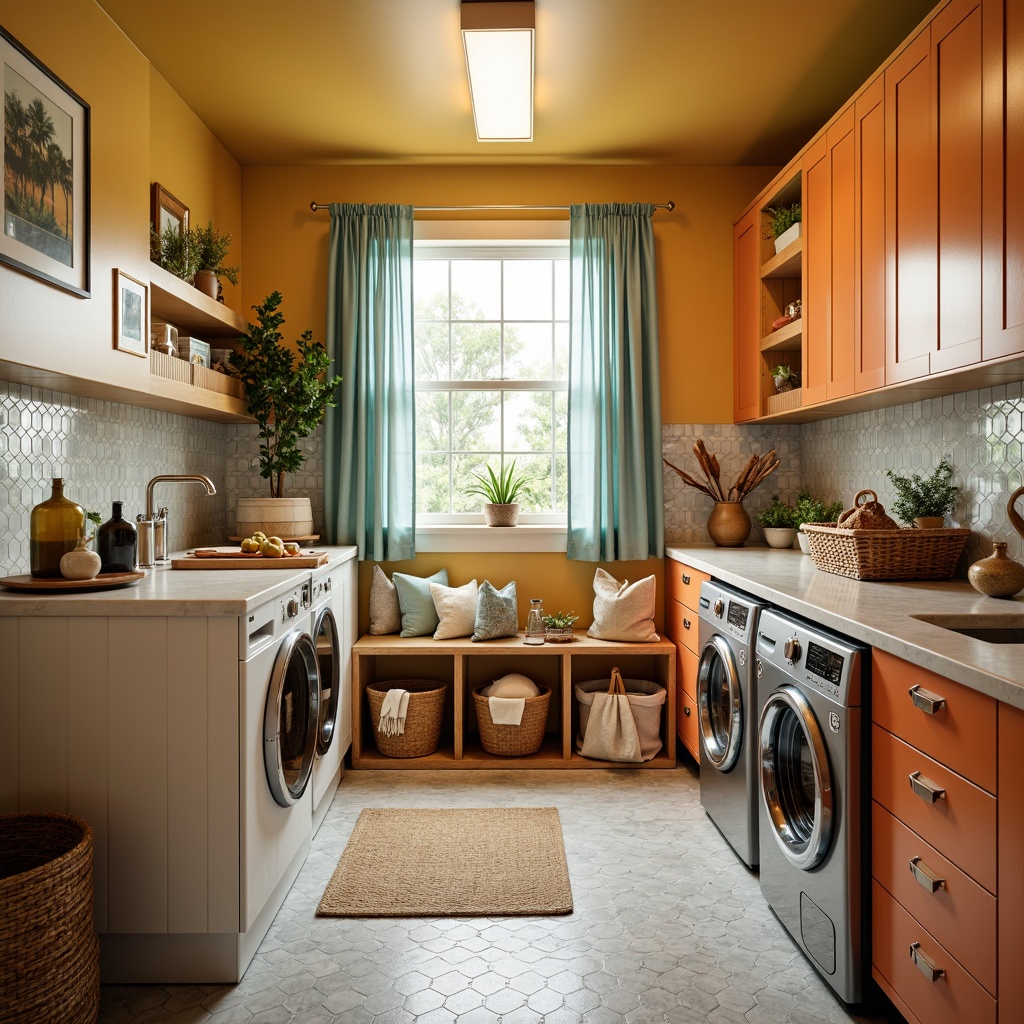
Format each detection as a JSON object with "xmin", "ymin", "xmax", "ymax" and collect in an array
[
  {"xmin": 393, "ymin": 568, "xmax": 450, "ymax": 638},
  {"xmin": 587, "ymin": 567, "xmax": 660, "ymax": 642},
  {"xmin": 471, "ymin": 579, "xmax": 519, "ymax": 641},
  {"xmin": 368, "ymin": 564, "xmax": 401, "ymax": 635},
  {"xmin": 485, "ymin": 673, "xmax": 540, "ymax": 698},
  {"xmin": 429, "ymin": 579, "xmax": 478, "ymax": 640}
]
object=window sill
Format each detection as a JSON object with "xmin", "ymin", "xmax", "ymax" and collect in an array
[{"xmin": 415, "ymin": 524, "xmax": 567, "ymax": 553}]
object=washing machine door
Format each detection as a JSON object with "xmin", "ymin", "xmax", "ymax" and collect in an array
[
  {"xmin": 313, "ymin": 606, "xmax": 340, "ymax": 756},
  {"xmin": 264, "ymin": 628, "xmax": 320, "ymax": 807},
  {"xmin": 759, "ymin": 684, "xmax": 834, "ymax": 870},
  {"xmin": 697, "ymin": 633, "xmax": 743, "ymax": 771}
]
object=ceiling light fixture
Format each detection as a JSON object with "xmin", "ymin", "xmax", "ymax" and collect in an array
[{"xmin": 461, "ymin": 1, "xmax": 535, "ymax": 142}]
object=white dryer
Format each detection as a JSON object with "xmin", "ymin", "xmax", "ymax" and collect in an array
[{"xmin": 310, "ymin": 562, "xmax": 344, "ymax": 832}]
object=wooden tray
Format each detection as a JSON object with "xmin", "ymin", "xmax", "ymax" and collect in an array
[
  {"xmin": 172, "ymin": 548, "xmax": 328, "ymax": 569},
  {"xmin": 0, "ymin": 571, "xmax": 145, "ymax": 592}
]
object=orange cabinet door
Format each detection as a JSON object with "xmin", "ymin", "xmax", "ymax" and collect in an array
[
  {"xmin": 983, "ymin": 0, "xmax": 1024, "ymax": 359},
  {"xmin": 828, "ymin": 106, "xmax": 857, "ymax": 400},
  {"xmin": 855, "ymin": 75, "xmax": 886, "ymax": 393},
  {"xmin": 802, "ymin": 134, "xmax": 829, "ymax": 406},
  {"xmin": 733, "ymin": 207, "xmax": 762, "ymax": 422}
]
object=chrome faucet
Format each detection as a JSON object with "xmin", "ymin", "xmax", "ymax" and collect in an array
[{"xmin": 144, "ymin": 474, "xmax": 217, "ymax": 560}]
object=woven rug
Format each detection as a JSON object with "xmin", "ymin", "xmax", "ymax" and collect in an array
[{"xmin": 316, "ymin": 807, "xmax": 573, "ymax": 917}]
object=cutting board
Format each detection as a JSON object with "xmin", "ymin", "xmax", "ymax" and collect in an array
[{"xmin": 171, "ymin": 548, "xmax": 329, "ymax": 569}]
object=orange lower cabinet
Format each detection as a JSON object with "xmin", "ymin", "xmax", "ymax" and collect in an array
[{"xmin": 678, "ymin": 689, "xmax": 699, "ymax": 763}]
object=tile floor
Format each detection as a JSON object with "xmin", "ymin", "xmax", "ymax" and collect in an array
[{"xmin": 99, "ymin": 766, "xmax": 904, "ymax": 1024}]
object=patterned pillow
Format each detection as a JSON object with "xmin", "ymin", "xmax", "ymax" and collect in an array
[
  {"xmin": 471, "ymin": 580, "xmax": 519, "ymax": 641},
  {"xmin": 586, "ymin": 568, "xmax": 660, "ymax": 642},
  {"xmin": 393, "ymin": 569, "xmax": 450, "ymax": 638},
  {"xmin": 368, "ymin": 564, "xmax": 401, "ymax": 635},
  {"xmin": 429, "ymin": 579, "xmax": 478, "ymax": 640}
]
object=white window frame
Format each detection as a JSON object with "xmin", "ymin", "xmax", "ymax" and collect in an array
[{"xmin": 413, "ymin": 222, "xmax": 570, "ymax": 553}]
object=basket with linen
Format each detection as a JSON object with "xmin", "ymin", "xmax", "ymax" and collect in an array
[
  {"xmin": 366, "ymin": 679, "xmax": 447, "ymax": 757},
  {"xmin": 472, "ymin": 684, "xmax": 551, "ymax": 756}
]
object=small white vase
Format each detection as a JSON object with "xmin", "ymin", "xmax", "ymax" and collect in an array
[
  {"xmin": 60, "ymin": 536, "xmax": 102, "ymax": 580},
  {"xmin": 762, "ymin": 527, "xmax": 798, "ymax": 549},
  {"xmin": 774, "ymin": 221, "xmax": 801, "ymax": 253}
]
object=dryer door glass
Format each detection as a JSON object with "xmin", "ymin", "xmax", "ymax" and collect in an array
[
  {"xmin": 313, "ymin": 607, "xmax": 340, "ymax": 755},
  {"xmin": 759, "ymin": 684, "xmax": 834, "ymax": 869},
  {"xmin": 697, "ymin": 634, "xmax": 743, "ymax": 771},
  {"xmin": 264, "ymin": 629, "xmax": 320, "ymax": 807}
]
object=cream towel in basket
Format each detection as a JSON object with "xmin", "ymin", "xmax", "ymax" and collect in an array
[
  {"xmin": 488, "ymin": 696, "xmax": 526, "ymax": 726},
  {"xmin": 378, "ymin": 688, "xmax": 410, "ymax": 737}
]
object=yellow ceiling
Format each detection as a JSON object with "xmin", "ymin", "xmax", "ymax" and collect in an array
[{"xmin": 97, "ymin": 0, "xmax": 938, "ymax": 167}]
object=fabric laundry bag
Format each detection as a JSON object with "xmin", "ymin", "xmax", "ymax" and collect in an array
[{"xmin": 576, "ymin": 667, "xmax": 666, "ymax": 762}]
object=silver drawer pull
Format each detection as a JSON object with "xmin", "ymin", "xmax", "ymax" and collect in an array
[
  {"xmin": 909, "ymin": 942, "xmax": 945, "ymax": 982},
  {"xmin": 909, "ymin": 771, "xmax": 946, "ymax": 804},
  {"xmin": 682, "ymin": 573, "xmax": 691, "ymax": 585},
  {"xmin": 683, "ymin": 705, "xmax": 691, "ymax": 717},
  {"xmin": 909, "ymin": 684, "xmax": 946, "ymax": 715},
  {"xmin": 683, "ymin": 618, "xmax": 692, "ymax": 630},
  {"xmin": 909, "ymin": 856, "xmax": 946, "ymax": 893}
]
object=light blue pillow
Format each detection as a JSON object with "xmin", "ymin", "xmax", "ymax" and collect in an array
[
  {"xmin": 393, "ymin": 569, "xmax": 449, "ymax": 637},
  {"xmin": 471, "ymin": 580, "xmax": 519, "ymax": 641}
]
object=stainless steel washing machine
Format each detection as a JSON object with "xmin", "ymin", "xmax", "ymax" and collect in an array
[
  {"xmin": 696, "ymin": 580, "xmax": 768, "ymax": 868},
  {"xmin": 755, "ymin": 607, "xmax": 868, "ymax": 1005}
]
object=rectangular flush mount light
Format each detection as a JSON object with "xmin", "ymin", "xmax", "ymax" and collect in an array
[{"xmin": 461, "ymin": 1, "xmax": 535, "ymax": 142}]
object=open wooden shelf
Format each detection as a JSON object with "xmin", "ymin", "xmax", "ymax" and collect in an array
[
  {"xmin": 149, "ymin": 263, "xmax": 246, "ymax": 340},
  {"xmin": 760, "ymin": 236, "xmax": 802, "ymax": 279},
  {"xmin": 760, "ymin": 318, "xmax": 803, "ymax": 352},
  {"xmin": 351, "ymin": 632, "xmax": 676, "ymax": 770}
]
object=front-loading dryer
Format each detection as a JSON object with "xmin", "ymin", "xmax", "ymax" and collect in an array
[
  {"xmin": 696, "ymin": 580, "xmax": 768, "ymax": 868},
  {"xmin": 755, "ymin": 607, "xmax": 868, "ymax": 1005},
  {"xmin": 310, "ymin": 563, "xmax": 342, "ymax": 832}
]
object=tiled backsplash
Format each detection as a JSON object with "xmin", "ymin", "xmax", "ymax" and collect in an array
[{"xmin": 2, "ymin": 377, "xmax": 1021, "ymax": 577}]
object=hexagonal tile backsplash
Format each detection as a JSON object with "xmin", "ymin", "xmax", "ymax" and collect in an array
[{"xmin": 1, "ymin": 377, "xmax": 1022, "ymax": 576}]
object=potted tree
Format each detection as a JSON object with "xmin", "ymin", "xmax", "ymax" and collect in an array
[
  {"xmin": 766, "ymin": 201, "xmax": 802, "ymax": 254},
  {"xmin": 756, "ymin": 495, "xmax": 797, "ymax": 548},
  {"xmin": 792, "ymin": 491, "xmax": 844, "ymax": 553},
  {"xmin": 192, "ymin": 221, "xmax": 240, "ymax": 299},
  {"xmin": 231, "ymin": 291, "xmax": 342, "ymax": 539},
  {"xmin": 464, "ymin": 460, "xmax": 527, "ymax": 526},
  {"xmin": 886, "ymin": 457, "xmax": 958, "ymax": 528}
]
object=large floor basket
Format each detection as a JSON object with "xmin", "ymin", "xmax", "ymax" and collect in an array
[
  {"xmin": 366, "ymin": 679, "xmax": 447, "ymax": 757},
  {"xmin": 473, "ymin": 685, "xmax": 551, "ymax": 756},
  {"xmin": 0, "ymin": 812, "xmax": 100, "ymax": 1024}
]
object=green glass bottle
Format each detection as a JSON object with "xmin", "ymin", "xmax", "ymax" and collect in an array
[{"xmin": 30, "ymin": 477, "xmax": 86, "ymax": 578}]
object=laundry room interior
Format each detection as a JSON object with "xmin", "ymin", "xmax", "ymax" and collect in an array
[{"xmin": 1, "ymin": 1, "xmax": 1023, "ymax": 1023}]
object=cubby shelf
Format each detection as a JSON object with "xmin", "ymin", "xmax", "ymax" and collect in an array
[{"xmin": 760, "ymin": 318, "xmax": 803, "ymax": 352}]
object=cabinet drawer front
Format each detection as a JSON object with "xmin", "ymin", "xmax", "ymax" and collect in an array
[
  {"xmin": 872, "ymin": 881, "xmax": 995, "ymax": 1024},
  {"xmin": 872, "ymin": 726, "xmax": 996, "ymax": 892},
  {"xmin": 678, "ymin": 688, "xmax": 699, "ymax": 764},
  {"xmin": 676, "ymin": 643, "xmax": 698, "ymax": 702},
  {"xmin": 667, "ymin": 598, "xmax": 700, "ymax": 656},
  {"xmin": 872, "ymin": 650, "xmax": 997, "ymax": 792},
  {"xmin": 665, "ymin": 560, "xmax": 709, "ymax": 611},
  {"xmin": 871, "ymin": 803, "xmax": 996, "ymax": 994}
]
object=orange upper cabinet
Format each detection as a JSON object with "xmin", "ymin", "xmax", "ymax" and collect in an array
[
  {"xmin": 983, "ymin": 0, "xmax": 1024, "ymax": 359},
  {"xmin": 802, "ymin": 135, "xmax": 830, "ymax": 405},
  {"xmin": 733, "ymin": 207, "xmax": 762, "ymax": 422}
]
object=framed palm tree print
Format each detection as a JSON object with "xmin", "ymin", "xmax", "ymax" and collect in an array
[{"xmin": 1, "ymin": 26, "xmax": 90, "ymax": 297}]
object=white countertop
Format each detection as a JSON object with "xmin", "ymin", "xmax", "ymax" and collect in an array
[
  {"xmin": 0, "ymin": 546, "xmax": 357, "ymax": 617},
  {"xmin": 666, "ymin": 545, "xmax": 1024, "ymax": 710}
]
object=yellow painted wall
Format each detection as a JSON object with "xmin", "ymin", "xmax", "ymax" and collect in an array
[{"xmin": 0, "ymin": 0, "xmax": 242, "ymax": 383}]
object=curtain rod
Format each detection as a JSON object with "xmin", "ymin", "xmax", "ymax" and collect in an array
[{"xmin": 309, "ymin": 201, "xmax": 674, "ymax": 213}]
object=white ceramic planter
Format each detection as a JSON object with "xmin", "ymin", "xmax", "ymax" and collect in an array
[
  {"xmin": 797, "ymin": 531, "xmax": 812, "ymax": 554},
  {"xmin": 763, "ymin": 527, "xmax": 798, "ymax": 549},
  {"xmin": 774, "ymin": 221, "xmax": 801, "ymax": 253}
]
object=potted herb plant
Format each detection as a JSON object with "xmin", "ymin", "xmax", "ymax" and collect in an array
[
  {"xmin": 886, "ymin": 457, "xmax": 958, "ymax": 528},
  {"xmin": 464, "ymin": 460, "xmax": 527, "ymax": 527},
  {"xmin": 150, "ymin": 222, "xmax": 201, "ymax": 283},
  {"xmin": 792, "ymin": 491, "xmax": 844, "ymax": 553},
  {"xmin": 770, "ymin": 364, "xmax": 800, "ymax": 393},
  {"xmin": 756, "ymin": 495, "xmax": 797, "ymax": 548},
  {"xmin": 766, "ymin": 201, "xmax": 802, "ymax": 254},
  {"xmin": 542, "ymin": 610, "xmax": 579, "ymax": 643},
  {"xmin": 231, "ymin": 291, "xmax": 342, "ymax": 539},
  {"xmin": 192, "ymin": 221, "xmax": 240, "ymax": 299}
]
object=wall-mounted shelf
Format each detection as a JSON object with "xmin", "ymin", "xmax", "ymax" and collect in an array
[
  {"xmin": 761, "ymin": 319, "xmax": 803, "ymax": 352},
  {"xmin": 760, "ymin": 237, "xmax": 802, "ymax": 279},
  {"xmin": 149, "ymin": 263, "xmax": 246, "ymax": 340}
]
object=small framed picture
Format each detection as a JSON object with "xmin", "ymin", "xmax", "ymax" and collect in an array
[
  {"xmin": 151, "ymin": 183, "xmax": 189, "ymax": 236},
  {"xmin": 114, "ymin": 269, "xmax": 148, "ymax": 357},
  {"xmin": 1, "ymin": 26, "xmax": 90, "ymax": 297}
]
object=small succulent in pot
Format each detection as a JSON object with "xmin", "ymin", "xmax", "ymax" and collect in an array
[
  {"xmin": 885, "ymin": 457, "xmax": 958, "ymax": 527},
  {"xmin": 542, "ymin": 610, "xmax": 578, "ymax": 642}
]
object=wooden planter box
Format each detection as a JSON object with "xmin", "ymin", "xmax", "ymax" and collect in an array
[
  {"xmin": 767, "ymin": 387, "xmax": 801, "ymax": 415},
  {"xmin": 149, "ymin": 350, "xmax": 191, "ymax": 384}
]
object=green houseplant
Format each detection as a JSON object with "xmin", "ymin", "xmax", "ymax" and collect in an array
[
  {"xmin": 766, "ymin": 201, "xmax": 802, "ymax": 253},
  {"xmin": 756, "ymin": 495, "xmax": 798, "ymax": 548},
  {"xmin": 542, "ymin": 610, "xmax": 579, "ymax": 642},
  {"xmin": 150, "ymin": 223, "xmax": 201, "ymax": 282},
  {"xmin": 792, "ymin": 491, "xmax": 844, "ymax": 554},
  {"xmin": 464, "ymin": 460, "xmax": 527, "ymax": 527},
  {"xmin": 192, "ymin": 220, "xmax": 240, "ymax": 298},
  {"xmin": 770, "ymin": 364, "xmax": 800, "ymax": 393},
  {"xmin": 231, "ymin": 291, "xmax": 341, "ymax": 538},
  {"xmin": 886, "ymin": 457, "xmax": 958, "ymax": 527}
]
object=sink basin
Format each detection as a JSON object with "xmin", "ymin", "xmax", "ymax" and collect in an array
[{"xmin": 911, "ymin": 613, "xmax": 1024, "ymax": 644}]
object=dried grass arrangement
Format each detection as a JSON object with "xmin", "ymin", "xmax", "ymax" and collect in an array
[{"xmin": 664, "ymin": 439, "xmax": 782, "ymax": 502}]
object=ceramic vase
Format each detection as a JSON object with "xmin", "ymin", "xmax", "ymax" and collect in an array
[
  {"xmin": 707, "ymin": 501, "xmax": 751, "ymax": 547},
  {"xmin": 967, "ymin": 542, "xmax": 1024, "ymax": 598},
  {"xmin": 59, "ymin": 536, "xmax": 102, "ymax": 581}
]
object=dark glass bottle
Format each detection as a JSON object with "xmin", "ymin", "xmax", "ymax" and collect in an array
[
  {"xmin": 97, "ymin": 501, "xmax": 138, "ymax": 573},
  {"xmin": 30, "ymin": 477, "xmax": 86, "ymax": 578}
]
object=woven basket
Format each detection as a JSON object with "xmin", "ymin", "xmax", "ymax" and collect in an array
[
  {"xmin": 0, "ymin": 812, "xmax": 99, "ymax": 1024},
  {"xmin": 366, "ymin": 680, "xmax": 447, "ymax": 757},
  {"xmin": 473, "ymin": 685, "xmax": 551, "ymax": 756},
  {"xmin": 800, "ymin": 523, "xmax": 970, "ymax": 581}
]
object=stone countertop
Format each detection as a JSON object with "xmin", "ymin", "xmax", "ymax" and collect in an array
[
  {"xmin": 666, "ymin": 545, "xmax": 1024, "ymax": 710},
  {"xmin": 0, "ymin": 546, "xmax": 357, "ymax": 617}
]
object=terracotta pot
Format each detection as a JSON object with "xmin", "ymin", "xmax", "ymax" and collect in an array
[
  {"xmin": 968, "ymin": 542, "xmax": 1024, "ymax": 598},
  {"xmin": 193, "ymin": 269, "xmax": 218, "ymax": 299},
  {"xmin": 483, "ymin": 502, "xmax": 520, "ymax": 527},
  {"xmin": 913, "ymin": 516, "xmax": 946, "ymax": 529},
  {"xmin": 707, "ymin": 501, "xmax": 751, "ymax": 547}
]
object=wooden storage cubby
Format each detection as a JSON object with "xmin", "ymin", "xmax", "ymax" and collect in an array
[{"xmin": 351, "ymin": 633, "xmax": 676, "ymax": 769}]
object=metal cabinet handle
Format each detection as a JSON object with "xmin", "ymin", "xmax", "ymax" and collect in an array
[
  {"xmin": 909, "ymin": 856, "xmax": 946, "ymax": 893},
  {"xmin": 682, "ymin": 573, "xmax": 691, "ymax": 585},
  {"xmin": 683, "ymin": 705, "xmax": 691, "ymax": 717},
  {"xmin": 909, "ymin": 942, "xmax": 945, "ymax": 982},
  {"xmin": 909, "ymin": 684, "xmax": 946, "ymax": 715},
  {"xmin": 909, "ymin": 771, "xmax": 946, "ymax": 804},
  {"xmin": 683, "ymin": 618, "xmax": 691, "ymax": 630}
]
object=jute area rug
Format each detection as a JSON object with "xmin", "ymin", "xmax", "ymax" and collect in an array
[{"xmin": 316, "ymin": 807, "xmax": 573, "ymax": 917}]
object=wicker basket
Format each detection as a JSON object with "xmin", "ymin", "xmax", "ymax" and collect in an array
[
  {"xmin": 800, "ymin": 523, "xmax": 970, "ymax": 581},
  {"xmin": 366, "ymin": 679, "xmax": 446, "ymax": 757},
  {"xmin": 472, "ymin": 685, "xmax": 551, "ymax": 756},
  {"xmin": 0, "ymin": 812, "xmax": 99, "ymax": 1024}
]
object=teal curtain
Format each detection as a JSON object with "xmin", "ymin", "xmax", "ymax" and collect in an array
[
  {"xmin": 324, "ymin": 204, "xmax": 416, "ymax": 561},
  {"xmin": 567, "ymin": 203, "xmax": 664, "ymax": 561}
]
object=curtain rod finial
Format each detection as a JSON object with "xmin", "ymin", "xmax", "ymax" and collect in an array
[{"xmin": 310, "ymin": 201, "xmax": 319, "ymax": 212}]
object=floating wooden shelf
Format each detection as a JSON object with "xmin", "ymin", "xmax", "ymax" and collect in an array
[
  {"xmin": 760, "ymin": 319, "xmax": 803, "ymax": 352},
  {"xmin": 149, "ymin": 263, "xmax": 246, "ymax": 340},
  {"xmin": 760, "ymin": 237, "xmax": 803, "ymax": 279}
]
